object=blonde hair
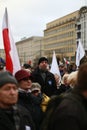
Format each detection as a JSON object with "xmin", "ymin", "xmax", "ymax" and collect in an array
[
  {"xmin": 67, "ymin": 71, "xmax": 78, "ymax": 88},
  {"xmin": 62, "ymin": 73, "xmax": 69, "ymax": 84}
]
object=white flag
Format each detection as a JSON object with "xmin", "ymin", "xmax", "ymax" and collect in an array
[
  {"xmin": 2, "ymin": 8, "xmax": 21, "ymax": 75},
  {"xmin": 76, "ymin": 39, "xmax": 85, "ymax": 67},
  {"xmin": 50, "ymin": 51, "xmax": 61, "ymax": 78}
]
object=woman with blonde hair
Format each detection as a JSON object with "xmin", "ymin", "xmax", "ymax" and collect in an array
[{"xmin": 67, "ymin": 71, "xmax": 78, "ymax": 88}]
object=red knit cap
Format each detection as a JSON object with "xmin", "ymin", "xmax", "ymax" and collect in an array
[{"xmin": 15, "ymin": 69, "xmax": 30, "ymax": 81}]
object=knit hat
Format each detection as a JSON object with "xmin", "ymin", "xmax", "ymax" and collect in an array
[
  {"xmin": 15, "ymin": 69, "xmax": 30, "ymax": 81},
  {"xmin": 31, "ymin": 83, "xmax": 41, "ymax": 92},
  {"xmin": 23, "ymin": 63, "xmax": 31, "ymax": 69},
  {"xmin": 0, "ymin": 71, "xmax": 18, "ymax": 87},
  {"xmin": 38, "ymin": 57, "xmax": 48, "ymax": 65}
]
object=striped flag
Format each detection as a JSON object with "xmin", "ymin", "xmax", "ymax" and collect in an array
[
  {"xmin": 2, "ymin": 8, "xmax": 21, "ymax": 75},
  {"xmin": 63, "ymin": 57, "xmax": 70, "ymax": 65}
]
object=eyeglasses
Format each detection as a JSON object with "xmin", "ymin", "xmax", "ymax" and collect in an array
[
  {"xmin": 32, "ymin": 90, "xmax": 39, "ymax": 93},
  {"xmin": 22, "ymin": 77, "xmax": 30, "ymax": 81}
]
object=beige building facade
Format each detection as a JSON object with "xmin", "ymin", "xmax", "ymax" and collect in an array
[
  {"xmin": 44, "ymin": 10, "xmax": 79, "ymax": 63},
  {"xmin": 16, "ymin": 36, "xmax": 44, "ymax": 65},
  {"xmin": 0, "ymin": 49, "xmax": 5, "ymax": 60}
]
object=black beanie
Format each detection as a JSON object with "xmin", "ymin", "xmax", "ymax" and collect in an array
[
  {"xmin": 0, "ymin": 71, "xmax": 18, "ymax": 87},
  {"xmin": 38, "ymin": 57, "xmax": 48, "ymax": 65}
]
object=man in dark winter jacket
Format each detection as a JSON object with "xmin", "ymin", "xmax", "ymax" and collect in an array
[
  {"xmin": 31, "ymin": 57, "xmax": 57, "ymax": 97},
  {"xmin": 41, "ymin": 63, "xmax": 87, "ymax": 130},
  {"xmin": 0, "ymin": 71, "xmax": 35, "ymax": 130}
]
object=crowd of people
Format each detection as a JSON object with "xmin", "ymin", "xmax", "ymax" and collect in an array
[{"xmin": 0, "ymin": 55, "xmax": 87, "ymax": 130}]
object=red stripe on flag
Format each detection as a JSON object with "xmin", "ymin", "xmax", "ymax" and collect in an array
[{"xmin": 2, "ymin": 28, "xmax": 13, "ymax": 73}]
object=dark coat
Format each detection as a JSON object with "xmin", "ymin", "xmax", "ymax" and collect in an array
[
  {"xmin": 31, "ymin": 67, "xmax": 57, "ymax": 97},
  {"xmin": 54, "ymin": 84, "xmax": 71, "ymax": 95},
  {"xmin": 18, "ymin": 91, "xmax": 44, "ymax": 130},
  {"xmin": 46, "ymin": 90, "xmax": 87, "ymax": 130},
  {"xmin": 0, "ymin": 104, "xmax": 35, "ymax": 130}
]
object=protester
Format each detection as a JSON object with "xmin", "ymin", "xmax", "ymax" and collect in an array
[
  {"xmin": 67, "ymin": 71, "xmax": 78, "ymax": 88},
  {"xmin": 15, "ymin": 69, "xmax": 32, "ymax": 92},
  {"xmin": 31, "ymin": 82, "xmax": 50, "ymax": 112},
  {"xmin": 15, "ymin": 69, "xmax": 33, "ymax": 114},
  {"xmin": 53, "ymin": 73, "xmax": 70, "ymax": 96},
  {"xmin": 31, "ymin": 82, "xmax": 45, "ymax": 128},
  {"xmin": 61, "ymin": 73, "xmax": 71, "ymax": 91},
  {"xmin": 62, "ymin": 73, "xmax": 69, "ymax": 86},
  {"xmin": 31, "ymin": 82, "xmax": 41, "ymax": 96},
  {"xmin": 67, "ymin": 63, "xmax": 76, "ymax": 73},
  {"xmin": 41, "ymin": 63, "xmax": 87, "ymax": 130},
  {"xmin": 22, "ymin": 63, "xmax": 32, "ymax": 73},
  {"xmin": 0, "ymin": 71, "xmax": 35, "ymax": 130},
  {"xmin": 15, "ymin": 69, "xmax": 43, "ymax": 130},
  {"xmin": 31, "ymin": 57, "xmax": 57, "ymax": 97},
  {"xmin": 59, "ymin": 63, "xmax": 65, "ymax": 77}
]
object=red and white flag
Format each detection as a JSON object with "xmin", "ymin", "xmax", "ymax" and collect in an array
[
  {"xmin": 64, "ymin": 58, "xmax": 70, "ymax": 65},
  {"xmin": 2, "ymin": 8, "xmax": 21, "ymax": 75}
]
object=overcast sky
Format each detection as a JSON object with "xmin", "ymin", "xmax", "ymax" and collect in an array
[{"xmin": 0, "ymin": 0, "xmax": 86, "ymax": 48}]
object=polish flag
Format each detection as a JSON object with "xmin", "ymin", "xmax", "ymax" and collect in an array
[
  {"xmin": 2, "ymin": 8, "xmax": 21, "ymax": 75},
  {"xmin": 64, "ymin": 58, "xmax": 70, "ymax": 65}
]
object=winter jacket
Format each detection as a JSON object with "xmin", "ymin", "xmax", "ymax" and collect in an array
[
  {"xmin": 0, "ymin": 104, "xmax": 35, "ymax": 130},
  {"xmin": 46, "ymin": 90, "xmax": 87, "ymax": 130},
  {"xmin": 18, "ymin": 91, "xmax": 44, "ymax": 130},
  {"xmin": 31, "ymin": 67, "xmax": 57, "ymax": 97}
]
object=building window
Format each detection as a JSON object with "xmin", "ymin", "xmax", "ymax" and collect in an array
[
  {"xmin": 77, "ymin": 32, "xmax": 81, "ymax": 39},
  {"xmin": 77, "ymin": 24, "xmax": 81, "ymax": 30}
]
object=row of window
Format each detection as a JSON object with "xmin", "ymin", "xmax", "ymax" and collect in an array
[
  {"xmin": 45, "ymin": 47, "xmax": 74, "ymax": 55},
  {"xmin": 45, "ymin": 31, "xmax": 75, "ymax": 43},
  {"xmin": 45, "ymin": 23, "xmax": 75, "ymax": 36}
]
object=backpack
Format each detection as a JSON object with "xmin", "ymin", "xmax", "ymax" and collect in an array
[{"xmin": 40, "ymin": 93, "xmax": 66, "ymax": 130}]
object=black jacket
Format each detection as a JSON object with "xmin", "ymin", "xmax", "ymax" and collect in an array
[
  {"xmin": 0, "ymin": 104, "xmax": 35, "ymax": 130},
  {"xmin": 18, "ymin": 91, "xmax": 44, "ymax": 130},
  {"xmin": 45, "ymin": 90, "xmax": 87, "ymax": 130},
  {"xmin": 31, "ymin": 67, "xmax": 57, "ymax": 97},
  {"xmin": 54, "ymin": 83, "xmax": 71, "ymax": 95}
]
